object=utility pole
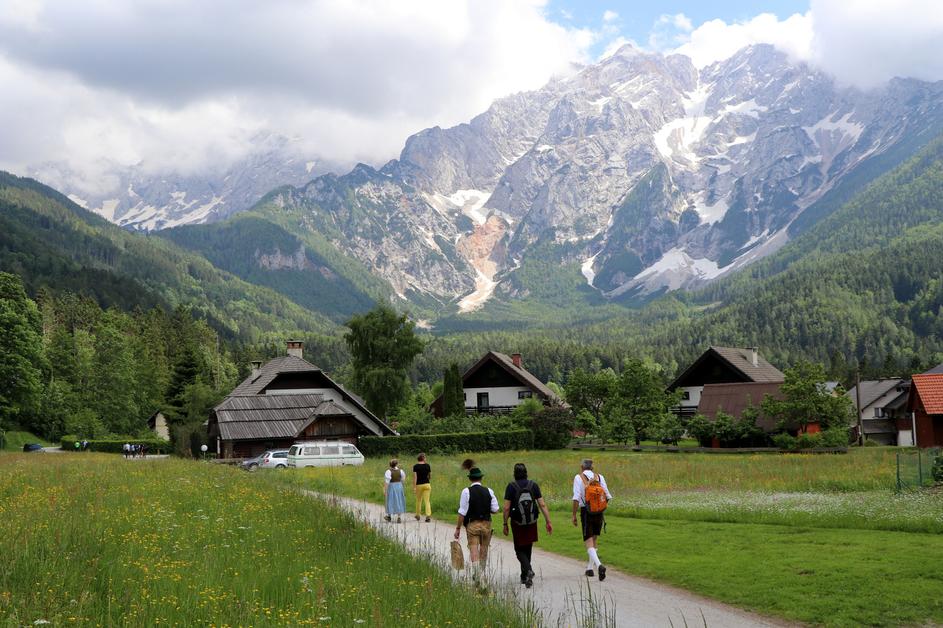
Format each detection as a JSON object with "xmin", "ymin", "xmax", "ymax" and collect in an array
[{"xmin": 854, "ymin": 368, "xmax": 864, "ymax": 446}]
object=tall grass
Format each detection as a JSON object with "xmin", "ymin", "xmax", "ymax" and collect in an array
[
  {"xmin": 287, "ymin": 448, "xmax": 940, "ymax": 533},
  {"xmin": 0, "ymin": 454, "xmax": 526, "ymax": 627}
]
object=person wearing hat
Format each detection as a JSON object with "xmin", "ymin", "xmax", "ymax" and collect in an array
[{"xmin": 454, "ymin": 464, "xmax": 499, "ymax": 569}]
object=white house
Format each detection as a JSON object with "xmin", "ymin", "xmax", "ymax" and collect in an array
[{"xmin": 430, "ymin": 351, "xmax": 563, "ymax": 417}]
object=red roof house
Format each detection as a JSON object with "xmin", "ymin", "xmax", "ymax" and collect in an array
[{"xmin": 905, "ymin": 374, "xmax": 943, "ymax": 447}]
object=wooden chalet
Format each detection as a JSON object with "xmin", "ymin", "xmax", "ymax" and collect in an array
[
  {"xmin": 430, "ymin": 351, "xmax": 563, "ymax": 417},
  {"xmin": 669, "ymin": 346, "xmax": 785, "ymax": 418},
  {"xmin": 208, "ymin": 341, "xmax": 395, "ymax": 458},
  {"xmin": 904, "ymin": 373, "xmax": 943, "ymax": 447}
]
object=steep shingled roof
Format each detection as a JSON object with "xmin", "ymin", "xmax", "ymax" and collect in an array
[
  {"xmin": 846, "ymin": 379, "xmax": 906, "ymax": 410},
  {"xmin": 670, "ymin": 346, "xmax": 784, "ymax": 390},
  {"xmin": 911, "ymin": 374, "xmax": 943, "ymax": 415},
  {"xmin": 229, "ymin": 355, "xmax": 321, "ymax": 396}
]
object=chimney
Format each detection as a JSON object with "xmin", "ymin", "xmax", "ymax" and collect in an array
[
  {"xmin": 250, "ymin": 360, "xmax": 262, "ymax": 378},
  {"xmin": 511, "ymin": 353, "xmax": 522, "ymax": 368},
  {"xmin": 286, "ymin": 340, "xmax": 304, "ymax": 359},
  {"xmin": 748, "ymin": 347, "xmax": 758, "ymax": 367}
]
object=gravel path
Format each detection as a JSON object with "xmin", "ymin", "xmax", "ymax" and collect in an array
[{"xmin": 307, "ymin": 491, "xmax": 792, "ymax": 627}]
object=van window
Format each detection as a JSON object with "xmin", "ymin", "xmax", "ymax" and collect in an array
[
  {"xmin": 273, "ymin": 452, "xmax": 287, "ymax": 458},
  {"xmin": 289, "ymin": 446, "xmax": 300, "ymax": 456},
  {"xmin": 322, "ymin": 445, "xmax": 340, "ymax": 456},
  {"xmin": 303, "ymin": 446, "xmax": 320, "ymax": 456},
  {"xmin": 342, "ymin": 445, "xmax": 357, "ymax": 455}
]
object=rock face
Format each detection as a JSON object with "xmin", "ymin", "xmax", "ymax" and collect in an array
[{"xmin": 41, "ymin": 44, "xmax": 943, "ymax": 311}]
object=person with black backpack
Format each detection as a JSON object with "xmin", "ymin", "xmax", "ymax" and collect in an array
[{"xmin": 502, "ymin": 463, "xmax": 553, "ymax": 588}]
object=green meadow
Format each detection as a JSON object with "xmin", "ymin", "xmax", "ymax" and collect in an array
[
  {"xmin": 0, "ymin": 455, "xmax": 527, "ymax": 627},
  {"xmin": 288, "ymin": 448, "xmax": 943, "ymax": 626}
]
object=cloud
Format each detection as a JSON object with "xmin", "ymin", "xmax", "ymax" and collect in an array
[
  {"xmin": 602, "ymin": 10, "xmax": 618, "ymax": 23},
  {"xmin": 809, "ymin": 0, "xmax": 943, "ymax": 88},
  {"xmin": 670, "ymin": 12, "xmax": 812, "ymax": 68},
  {"xmin": 0, "ymin": 0, "xmax": 594, "ymax": 193}
]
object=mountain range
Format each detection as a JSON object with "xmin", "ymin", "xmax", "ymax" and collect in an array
[{"xmin": 13, "ymin": 43, "xmax": 943, "ymax": 330}]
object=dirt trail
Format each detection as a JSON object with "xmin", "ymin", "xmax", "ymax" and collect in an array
[{"xmin": 306, "ymin": 491, "xmax": 792, "ymax": 627}]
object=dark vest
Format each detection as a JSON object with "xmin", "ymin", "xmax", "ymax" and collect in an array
[{"xmin": 465, "ymin": 484, "xmax": 492, "ymax": 523}]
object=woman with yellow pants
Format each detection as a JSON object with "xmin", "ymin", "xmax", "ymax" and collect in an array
[{"xmin": 413, "ymin": 452, "xmax": 432, "ymax": 522}]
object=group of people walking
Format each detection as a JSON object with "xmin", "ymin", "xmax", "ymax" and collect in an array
[
  {"xmin": 122, "ymin": 442, "xmax": 147, "ymax": 458},
  {"xmin": 382, "ymin": 454, "xmax": 612, "ymax": 588}
]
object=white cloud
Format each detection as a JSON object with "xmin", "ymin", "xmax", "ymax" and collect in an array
[
  {"xmin": 671, "ymin": 12, "xmax": 813, "ymax": 68},
  {"xmin": 602, "ymin": 10, "xmax": 619, "ymax": 23},
  {"xmin": 0, "ymin": 0, "xmax": 595, "ymax": 195},
  {"xmin": 809, "ymin": 0, "xmax": 943, "ymax": 88}
]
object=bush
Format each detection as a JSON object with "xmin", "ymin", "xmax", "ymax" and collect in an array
[
  {"xmin": 932, "ymin": 455, "xmax": 943, "ymax": 483},
  {"xmin": 796, "ymin": 432, "xmax": 823, "ymax": 450},
  {"xmin": 530, "ymin": 405, "xmax": 575, "ymax": 450},
  {"xmin": 59, "ymin": 436, "xmax": 171, "ymax": 454},
  {"xmin": 686, "ymin": 414, "xmax": 714, "ymax": 446},
  {"xmin": 820, "ymin": 427, "xmax": 851, "ymax": 448},
  {"xmin": 772, "ymin": 433, "xmax": 798, "ymax": 451},
  {"xmin": 358, "ymin": 429, "xmax": 533, "ymax": 457}
]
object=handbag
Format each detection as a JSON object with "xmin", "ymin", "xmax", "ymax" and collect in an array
[{"xmin": 450, "ymin": 539, "xmax": 465, "ymax": 570}]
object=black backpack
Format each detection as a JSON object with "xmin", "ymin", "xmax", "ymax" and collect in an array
[{"xmin": 510, "ymin": 481, "xmax": 539, "ymax": 525}]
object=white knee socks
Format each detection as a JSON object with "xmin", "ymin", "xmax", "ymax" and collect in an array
[{"xmin": 587, "ymin": 548, "xmax": 601, "ymax": 568}]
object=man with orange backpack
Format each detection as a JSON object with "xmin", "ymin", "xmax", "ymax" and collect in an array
[{"xmin": 571, "ymin": 458, "xmax": 612, "ymax": 581}]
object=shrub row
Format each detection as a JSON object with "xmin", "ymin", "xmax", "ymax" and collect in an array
[
  {"xmin": 359, "ymin": 429, "xmax": 534, "ymax": 457},
  {"xmin": 60, "ymin": 436, "xmax": 172, "ymax": 454},
  {"xmin": 771, "ymin": 428, "xmax": 850, "ymax": 451}
]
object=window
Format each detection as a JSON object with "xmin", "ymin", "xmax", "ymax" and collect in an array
[
  {"xmin": 342, "ymin": 445, "xmax": 357, "ymax": 455},
  {"xmin": 681, "ymin": 391, "xmax": 690, "ymax": 401},
  {"xmin": 322, "ymin": 445, "xmax": 340, "ymax": 456},
  {"xmin": 477, "ymin": 392, "xmax": 489, "ymax": 409},
  {"xmin": 289, "ymin": 446, "xmax": 300, "ymax": 456},
  {"xmin": 518, "ymin": 390, "xmax": 533, "ymax": 400},
  {"xmin": 303, "ymin": 446, "xmax": 320, "ymax": 456},
  {"xmin": 273, "ymin": 452, "xmax": 287, "ymax": 458}
]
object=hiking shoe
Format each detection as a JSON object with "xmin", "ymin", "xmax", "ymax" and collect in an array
[
  {"xmin": 525, "ymin": 573, "xmax": 534, "ymax": 588},
  {"xmin": 384, "ymin": 515, "xmax": 391, "ymax": 522},
  {"xmin": 396, "ymin": 516, "xmax": 402, "ymax": 523},
  {"xmin": 425, "ymin": 516, "xmax": 432, "ymax": 523},
  {"xmin": 415, "ymin": 514, "xmax": 420, "ymax": 521},
  {"xmin": 584, "ymin": 569, "xmax": 594, "ymax": 577},
  {"xmin": 598, "ymin": 565, "xmax": 607, "ymax": 582}
]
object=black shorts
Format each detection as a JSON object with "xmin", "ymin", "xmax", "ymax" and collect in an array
[{"xmin": 580, "ymin": 507, "xmax": 604, "ymax": 541}]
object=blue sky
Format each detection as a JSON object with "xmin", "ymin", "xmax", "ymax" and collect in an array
[{"xmin": 548, "ymin": 0, "xmax": 810, "ymax": 56}]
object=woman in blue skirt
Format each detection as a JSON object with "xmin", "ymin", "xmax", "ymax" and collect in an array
[{"xmin": 384, "ymin": 458, "xmax": 407, "ymax": 522}]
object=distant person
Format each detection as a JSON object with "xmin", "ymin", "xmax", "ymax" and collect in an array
[
  {"xmin": 454, "ymin": 464, "xmax": 499, "ymax": 572},
  {"xmin": 384, "ymin": 459, "xmax": 406, "ymax": 523},
  {"xmin": 571, "ymin": 458, "xmax": 612, "ymax": 581},
  {"xmin": 123, "ymin": 443, "xmax": 130, "ymax": 458},
  {"xmin": 81, "ymin": 439, "xmax": 89, "ymax": 451},
  {"xmin": 413, "ymin": 453, "xmax": 432, "ymax": 522},
  {"xmin": 141, "ymin": 443, "xmax": 147, "ymax": 458},
  {"xmin": 502, "ymin": 463, "xmax": 552, "ymax": 588},
  {"xmin": 73, "ymin": 441, "xmax": 80, "ymax": 451}
]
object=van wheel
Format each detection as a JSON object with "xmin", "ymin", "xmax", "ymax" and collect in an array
[{"xmin": 276, "ymin": 464, "xmax": 286, "ymax": 469}]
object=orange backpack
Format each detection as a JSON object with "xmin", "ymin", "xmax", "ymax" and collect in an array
[{"xmin": 581, "ymin": 472, "xmax": 608, "ymax": 514}]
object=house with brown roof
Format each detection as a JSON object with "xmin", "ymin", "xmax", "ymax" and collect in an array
[
  {"xmin": 904, "ymin": 373, "xmax": 943, "ymax": 447},
  {"xmin": 696, "ymin": 382, "xmax": 785, "ymax": 434},
  {"xmin": 669, "ymin": 346, "xmax": 785, "ymax": 418},
  {"xmin": 208, "ymin": 340, "xmax": 395, "ymax": 458},
  {"xmin": 429, "ymin": 351, "xmax": 563, "ymax": 417}
]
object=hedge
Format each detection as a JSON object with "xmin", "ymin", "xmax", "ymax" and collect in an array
[
  {"xmin": 60, "ymin": 436, "xmax": 172, "ymax": 455},
  {"xmin": 359, "ymin": 429, "xmax": 533, "ymax": 456}
]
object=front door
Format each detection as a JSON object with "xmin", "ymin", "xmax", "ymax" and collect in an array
[{"xmin": 477, "ymin": 392, "xmax": 489, "ymax": 412}]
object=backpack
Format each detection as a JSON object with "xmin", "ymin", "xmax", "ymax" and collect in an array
[
  {"xmin": 510, "ymin": 480, "xmax": 539, "ymax": 525},
  {"xmin": 581, "ymin": 472, "xmax": 608, "ymax": 515}
]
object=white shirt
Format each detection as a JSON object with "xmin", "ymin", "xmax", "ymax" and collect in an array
[
  {"xmin": 572, "ymin": 470, "xmax": 612, "ymax": 507},
  {"xmin": 384, "ymin": 468, "xmax": 404, "ymax": 484},
  {"xmin": 457, "ymin": 482, "xmax": 499, "ymax": 516}
]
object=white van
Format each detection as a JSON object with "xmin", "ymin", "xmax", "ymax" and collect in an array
[{"xmin": 287, "ymin": 441, "xmax": 365, "ymax": 468}]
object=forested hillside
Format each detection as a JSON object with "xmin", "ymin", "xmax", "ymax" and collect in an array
[{"xmin": 0, "ymin": 172, "xmax": 339, "ymax": 339}]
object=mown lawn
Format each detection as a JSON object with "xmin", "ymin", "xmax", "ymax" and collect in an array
[
  {"xmin": 0, "ymin": 454, "xmax": 528, "ymax": 627},
  {"xmin": 287, "ymin": 448, "xmax": 943, "ymax": 626}
]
